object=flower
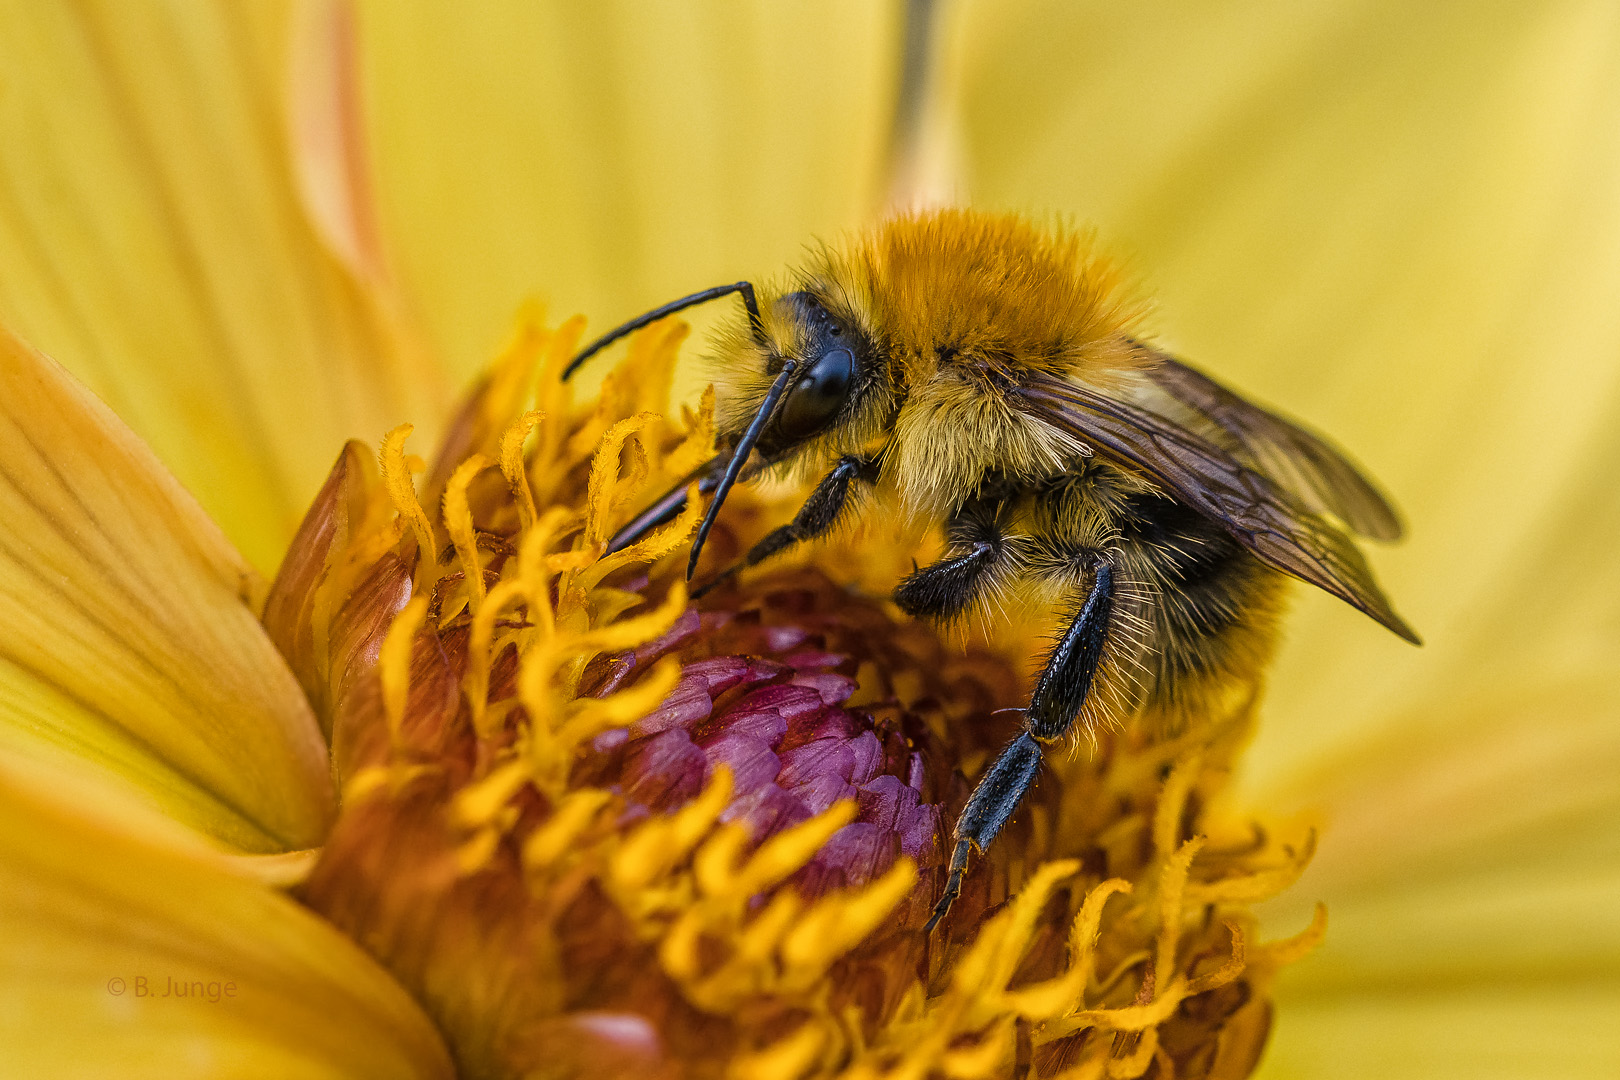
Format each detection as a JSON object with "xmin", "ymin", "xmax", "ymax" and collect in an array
[{"xmin": 2, "ymin": 279, "xmax": 1325, "ymax": 1076}]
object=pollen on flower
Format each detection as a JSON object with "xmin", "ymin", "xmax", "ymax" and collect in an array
[{"xmin": 258, "ymin": 308, "xmax": 1327, "ymax": 1080}]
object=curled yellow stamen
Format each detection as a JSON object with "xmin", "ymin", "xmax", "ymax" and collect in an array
[
  {"xmin": 1259, "ymin": 902, "xmax": 1329, "ymax": 967},
  {"xmin": 463, "ymin": 577, "xmax": 524, "ymax": 739},
  {"xmin": 1154, "ymin": 836, "xmax": 1206, "ymax": 995},
  {"xmin": 583, "ymin": 412, "xmax": 662, "ymax": 549},
  {"xmin": 778, "ymin": 859, "xmax": 918, "ymax": 987},
  {"xmin": 612, "ymin": 766, "xmax": 735, "ymax": 897},
  {"xmin": 530, "ymin": 315, "xmax": 586, "ymax": 503},
  {"xmin": 1001, "ymin": 876, "xmax": 1133, "ymax": 1018},
  {"xmin": 523, "ymin": 789, "xmax": 613, "ymax": 871},
  {"xmin": 664, "ymin": 384, "xmax": 717, "ymax": 478},
  {"xmin": 442, "ymin": 452, "xmax": 491, "ymax": 611},
  {"xmin": 576, "ymin": 481, "xmax": 703, "ymax": 594},
  {"xmin": 379, "ymin": 424, "xmax": 438, "ymax": 577},
  {"xmin": 1184, "ymin": 829, "xmax": 1317, "ymax": 905},
  {"xmin": 500, "ymin": 410, "xmax": 544, "ymax": 532}
]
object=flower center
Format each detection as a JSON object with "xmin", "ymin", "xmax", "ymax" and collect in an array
[{"xmin": 265, "ymin": 308, "xmax": 1327, "ymax": 1079}]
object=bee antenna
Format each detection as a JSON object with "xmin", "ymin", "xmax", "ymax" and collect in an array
[
  {"xmin": 687, "ymin": 359, "xmax": 799, "ymax": 579},
  {"xmin": 563, "ymin": 281, "xmax": 764, "ymax": 381}
]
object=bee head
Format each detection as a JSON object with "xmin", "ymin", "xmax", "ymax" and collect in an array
[{"xmin": 749, "ymin": 291, "xmax": 861, "ymax": 459}]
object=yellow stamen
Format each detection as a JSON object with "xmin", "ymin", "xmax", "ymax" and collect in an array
[
  {"xmin": 573, "ymin": 577, "xmax": 689, "ymax": 658},
  {"xmin": 451, "ymin": 759, "xmax": 531, "ymax": 829},
  {"xmin": 951, "ymin": 859, "xmax": 1082, "ymax": 1004},
  {"xmin": 454, "ymin": 824, "xmax": 504, "ymax": 875},
  {"xmin": 379, "ymin": 424, "xmax": 438, "ymax": 577},
  {"xmin": 940, "ymin": 1018, "xmax": 1015, "ymax": 1079},
  {"xmin": 1183, "ymin": 829, "xmax": 1317, "ymax": 905},
  {"xmin": 583, "ymin": 412, "xmax": 662, "ymax": 549},
  {"xmin": 1184, "ymin": 921, "xmax": 1246, "ymax": 994},
  {"xmin": 1001, "ymin": 877, "xmax": 1133, "ymax": 1018},
  {"xmin": 554, "ymin": 657, "xmax": 681, "ymax": 747},
  {"xmin": 442, "ymin": 452, "xmax": 491, "ymax": 611},
  {"xmin": 462, "ymin": 577, "xmax": 524, "ymax": 739},
  {"xmin": 664, "ymin": 385, "xmax": 717, "ymax": 478},
  {"xmin": 729, "ymin": 1020, "xmax": 825, "ymax": 1080},
  {"xmin": 726, "ymin": 801, "xmax": 858, "ymax": 898},
  {"xmin": 1154, "ymin": 836, "xmax": 1205, "ymax": 997},
  {"xmin": 529, "ymin": 315, "xmax": 586, "ymax": 505},
  {"xmin": 522, "ymin": 789, "xmax": 613, "ymax": 870},
  {"xmin": 1061, "ymin": 986, "xmax": 1188, "ymax": 1035},
  {"xmin": 1258, "ymin": 902, "xmax": 1330, "ymax": 967},
  {"xmin": 499, "ymin": 410, "xmax": 544, "ymax": 532},
  {"xmin": 1151, "ymin": 749, "xmax": 1202, "ymax": 860},
  {"xmin": 778, "ymin": 859, "xmax": 918, "ymax": 985},
  {"xmin": 519, "ymin": 505, "xmax": 579, "ymax": 638},
  {"xmin": 379, "ymin": 593, "xmax": 429, "ymax": 757},
  {"xmin": 575, "ymin": 481, "xmax": 702, "ymax": 593},
  {"xmin": 611, "ymin": 766, "xmax": 735, "ymax": 896}
]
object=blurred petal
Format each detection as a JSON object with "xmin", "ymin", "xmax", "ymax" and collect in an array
[
  {"xmin": 1259, "ymin": 983, "xmax": 1620, "ymax": 1080},
  {"xmin": 0, "ymin": 0, "xmax": 443, "ymax": 572},
  {"xmin": 0, "ymin": 330, "xmax": 334, "ymax": 852},
  {"xmin": 0, "ymin": 755, "xmax": 453, "ymax": 1080},
  {"xmin": 355, "ymin": 1, "xmax": 902, "ymax": 390},
  {"xmin": 1258, "ymin": 670, "xmax": 1620, "ymax": 993},
  {"xmin": 288, "ymin": 0, "xmax": 388, "ymax": 285}
]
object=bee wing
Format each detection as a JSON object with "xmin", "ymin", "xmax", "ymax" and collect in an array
[
  {"xmin": 1019, "ymin": 374, "xmax": 1420, "ymax": 644},
  {"xmin": 1143, "ymin": 350, "xmax": 1403, "ymax": 541}
]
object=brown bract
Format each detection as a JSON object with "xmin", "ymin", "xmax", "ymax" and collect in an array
[{"xmin": 261, "ymin": 313, "xmax": 1325, "ymax": 1080}]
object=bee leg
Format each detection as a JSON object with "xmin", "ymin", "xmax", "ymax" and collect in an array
[
  {"xmin": 607, "ymin": 454, "xmax": 728, "ymax": 554},
  {"xmin": 927, "ymin": 732, "xmax": 1044, "ymax": 932},
  {"xmin": 893, "ymin": 509, "xmax": 1006, "ymax": 620},
  {"xmin": 691, "ymin": 455, "xmax": 875, "ymax": 596},
  {"xmin": 927, "ymin": 556, "xmax": 1115, "ymax": 933}
]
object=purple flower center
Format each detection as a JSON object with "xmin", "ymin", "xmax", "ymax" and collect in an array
[{"xmin": 582, "ymin": 603, "xmax": 944, "ymax": 898}]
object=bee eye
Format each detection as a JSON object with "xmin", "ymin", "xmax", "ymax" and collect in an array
[{"xmin": 775, "ymin": 346, "xmax": 853, "ymax": 442}]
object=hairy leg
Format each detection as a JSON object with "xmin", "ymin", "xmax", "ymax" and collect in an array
[{"xmin": 927, "ymin": 555, "xmax": 1116, "ymax": 932}]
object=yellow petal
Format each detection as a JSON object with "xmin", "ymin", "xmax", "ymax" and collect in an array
[
  {"xmin": 1268, "ymin": 671, "xmax": 1620, "ymax": 901},
  {"xmin": 1257, "ymin": 982, "xmax": 1620, "ymax": 1080},
  {"xmin": 946, "ymin": 0, "xmax": 1620, "ymax": 770},
  {"xmin": 0, "ymin": 0, "xmax": 444, "ymax": 572},
  {"xmin": 355, "ymin": 1, "xmax": 902, "ymax": 390},
  {"xmin": 1255, "ymin": 670, "xmax": 1620, "ymax": 995},
  {"xmin": 0, "ymin": 330, "xmax": 334, "ymax": 852},
  {"xmin": 0, "ymin": 755, "xmax": 453, "ymax": 1080}
]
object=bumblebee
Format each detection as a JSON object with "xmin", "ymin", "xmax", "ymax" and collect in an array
[{"xmin": 565, "ymin": 209, "xmax": 1419, "ymax": 930}]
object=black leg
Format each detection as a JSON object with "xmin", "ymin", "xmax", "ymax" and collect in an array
[
  {"xmin": 926, "ymin": 556, "xmax": 1116, "ymax": 933},
  {"xmin": 691, "ymin": 456, "xmax": 875, "ymax": 596},
  {"xmin": 606, "ymin": 454, "xmax": 728, "ymax": 555},
  {"xmin": 892, "ymin": 505, "xmax": 1009, "ymax": 621},
  {"xmin": 1026, "ymin": 558, "xmax": 1115, "ymax": 738}
]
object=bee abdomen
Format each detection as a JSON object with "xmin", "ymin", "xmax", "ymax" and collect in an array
[{"xmin": 1118, "ymin": 493, "xmax": 1283, "ymax": 693}]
